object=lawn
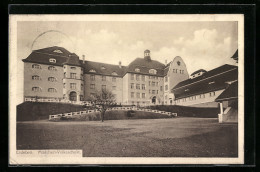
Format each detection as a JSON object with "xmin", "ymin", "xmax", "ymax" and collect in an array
[{"xmin": 17, "ymin": 118, "xmax": 238, "ymax": 157}]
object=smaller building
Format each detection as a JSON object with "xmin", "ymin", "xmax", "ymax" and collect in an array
[
  {"xmin": 215, "ymin": 81, "xmax": 238, "ymax": 123},
  {"xmin": 172, "ymin": 64, "xmax": 238, "ymax": 108}
]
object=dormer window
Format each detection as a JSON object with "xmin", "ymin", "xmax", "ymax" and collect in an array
[
  {"xmin": 89, "ymin": 69, "xmax": 96, "ymax": 73},
  {"xmin": 208, "ymin": 81, "xmax": 215, "ymax": 85},
  {"xmin": 185, "ymin": 89, "xmax": 189, "ymax": 92},
  {"xmin": 149, "ymin": 69, "xmax": 157, "ymax": 74},
  {"xmin": 112, "ymin": 72, "xmax": 118, "ymax": 75},
  {"xmin": 135, "ymin": 68, "xmax": 140, "ymax": 72},
  {"xmin": 101, "ymin": 66, "xmax": 106, "ymax": 70},
  {"xmin": 49, "ymin": 58, "xmax": 56, "ymax": 63},
  {"xmin": 53, "ymin": 49, "xmax": 63, "ymax": 53}
]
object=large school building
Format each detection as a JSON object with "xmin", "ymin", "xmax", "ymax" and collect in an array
[{"xmin": 22, "ymin": 46, "xmax": 190, "ymax": 106}]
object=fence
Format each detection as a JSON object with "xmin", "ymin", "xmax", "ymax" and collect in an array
[{"xmin": 49, "ymin": 106, "xmax": 177, "ymax": 120}]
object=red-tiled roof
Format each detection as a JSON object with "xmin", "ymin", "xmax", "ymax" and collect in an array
[
  {"xmin": 172, "ymin": 64, "xmax": 238, "ymax": 99},
  {"xmin": 215, "ymin": 81, "xmax": 238, "ymax": 102}
]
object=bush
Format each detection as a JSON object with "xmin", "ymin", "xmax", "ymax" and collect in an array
[{"xmin": 126, "ymin": 110, "xmax": 135, "ymax": 118}]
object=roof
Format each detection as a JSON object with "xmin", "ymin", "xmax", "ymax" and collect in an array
[
  {"xmin": 83, "ymin": 61, "xmax": 126, "ymax": 77},
  {"xmin": 172, "ymin": 64, "xmax": 238, "ymax": 99},
  {"xmin": 22, "ymin": 46, "xmax": 79, "ymax": 66},
  {"xmin": 215, "ymin": 81, "xmax": 238, "ymax": 102},
  {"xmin": 231, "ymin": 50, "xmax": 238, "ymax": 60},
  {"xmin": 190, "ymin": 69, "xmax": 207, "ymax": 76},
  {"xmin": 126, "ymin": 58, "xmax": 165, "ymax": 76}
]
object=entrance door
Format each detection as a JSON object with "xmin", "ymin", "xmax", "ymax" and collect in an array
[
  {"xmin": 152, "ymin": 96, "xmax": 156, "ymax": 104},
  {"xmin": 69, "ymin": 91, "xmax": 77, "ymax": 101}
]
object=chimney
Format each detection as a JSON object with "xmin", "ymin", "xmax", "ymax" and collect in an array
[
  {"xmin": 119, "ymin": 61, "xmax": 122, "ymax": 68},
  {"xmin": 82, "ymin": 55, "xmax": 85, "ymax": 64}
]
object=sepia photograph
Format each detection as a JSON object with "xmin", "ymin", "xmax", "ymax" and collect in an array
[{"xmin": 9, "ymin": 14, "xmax": 244, "ymax": 165}]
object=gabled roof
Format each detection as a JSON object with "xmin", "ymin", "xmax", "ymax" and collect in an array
[
  {"xmin": 215, "ymin": 81, "xmax": 238, "ymax": 102},
  {"xmin": 83, "ymin": 61, "xmax": 126, "ymax": 77},
  {"xmin": 172, "ymin": 64, "xmax": 238, "ymax": 99},
  {"xmin": 126, "ymin": 58, "xmax": 165, "ymax": 76},
  {"xmin": 22, "ymin": 46, "xmax": 77, "ymax": 66}
]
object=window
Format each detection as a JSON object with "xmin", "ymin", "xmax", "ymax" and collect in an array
[
  {"xmin": 142, "ymin": 93, "xmax": 145, "ymax": 98},
  {"xmin": 165, "ymin": 85, "xmax": 168, "ymax": 91},
  {"xmin": 70, "ymin": 73, "xmax": 76, "ymax": 79},
  {"xmin": 70, "ymin": 67, "xmax": 76, "ymax": 70},
  {"xmin": 32, "ymin": 87, "xmax": 41, "ymax": 92},
  {"xmin": 89, "ymin": 69, "xmax": 96, "ymax": 73},
  {"xmin": 112, "ymin": 72, "xmax": 118, "ymax": 75},
  {"xmin": 135, "ymin": 68, "xmax": 140, "ymax": 72},
  {"xmin": 70, "ymin": 83, "xmax": 76, "ymax": 89},
  {"xmin": 63, "ymin": 83, "xmax": 66, "ymax": 88},
  {"xmin": 90, "ymin": 75, "xmax": 95, "ymax": 81},
  {"xmin": 152, "ymin": 90, "xmax": 155, "ymax": 94},
  {"xmin": 149, "ymin": 69, "xmax": 157, "ymax": 74},
  {"xmin": 64, "ymin": 72, "xmax": 66, "ymax": 78},
  {"xmin": 156, "ymin": 82, "xmax": 158, "ymax": 86},
  {"xmin": 173, "ymin": 69, "xmax": 176, "ymax": 73},
  {"xmin": 136, "ymin": 74, "xmax": 140, "ymax": 81},
  {"xmin": 136, "ymin": 84, "xmax": 140, "ymax": 90},
  {"xmin": 149, "ymin": 90, "xmax": 151, "ymax": 94},
  {"xmin": 131, "ymin": 92, "xmax": 134, "ymax": 98},
  {"xmin": 102, "ymin": 85, "xmax": 106, "ymax": 90},
  {"xmin": 142, "ymin": 75, "xmax": 145, "ymax": 81},
  {"xmin": 142, "ymin": 84, "xmax": 145, "ymax": 90},
  {"xmin": 90, "ymin": 84, "xmax": 95, "ymax": 89},
  {"xmin": 136, "ymin": 93, "xmax": 140, "ymax": 98},
  {"xmin": 132, "ymin": 101, "xmax": 135, "ymax": 105},
  {"xmin": 112, "ymin": 86, "xmax": 116, "ymax": 90},
  {"xmin": 32, "ymin": 64, "xmax": 41, "ymax": 69},
  {"xmin": 165, "ymin": 76, "xmax": 168, "ymax": 82},
  {"xmin": 48, "ymin": 88, "xmax": 57, "ymax": 93},
  {"xmin": 131, "ymin": 83, "xmax": 134, "ymax": 89},
  {"xmin": 112, "ymin": 77, "xmax": 116, "ymax": 82},
  {"xmin": 48, "ymin": 66, "xmax": 56, "ymax": 71},
  {"xmin": 49, "ymin": 58, "xmax": 56, "ymax": 63},
  {"xmin": 32, "ymin": 75, "xmax": 40, "ymax": 80},
  {"xmin": 102, "ymin": 76, "xmax": 106, "ymax": 81},
  {"xmin": 209, "ymin": 92, "xmax": 215, "ymax": 97},
  {"xmin": 152, "ymin": 82, "xmax": 155, "ymax": 86},
  {"xmin": 200, "ymin": 94, "xmax": 205, "ymax": 98},
  {"xmin": 48, "ymin": 77, "xmax": 57, "ymax": 82},
  {"xmin": 160, "ymin": 86, "xmax": 163, "ymax": 91},
  {"xmin": 131, "ymin": 74, "xmax": 134, "ymax": 80},
  {"xmin": 177, "ymin": 61, "xmax": 181, "ymax": 66},
  {"xmin": 53, "ymin": 49, "xmax": 63, "ymax": 53},
  {"xmin": 157, "ymin": 90, "xmax": 159, "ymax": 94}
]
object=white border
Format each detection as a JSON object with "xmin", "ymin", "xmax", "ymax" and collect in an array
[{"xmin": 9, "ymin": 14, "xmax": 244, "ymax": 165}]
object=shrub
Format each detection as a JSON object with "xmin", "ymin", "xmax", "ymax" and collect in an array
[{"xmin": 126, "ymin": 110, "xmax": 135, "ymax": 118}]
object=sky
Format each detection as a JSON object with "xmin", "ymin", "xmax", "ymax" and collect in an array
[{"xmin": 16, "ymin": 20, "xmax": 238, "ymax": 104}]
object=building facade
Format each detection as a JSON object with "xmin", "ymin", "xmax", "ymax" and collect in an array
[{"xmin": 23, "ymin": 46, "xmax": 189, "ymax": 106}]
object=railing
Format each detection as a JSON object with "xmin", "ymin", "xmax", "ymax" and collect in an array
[{"xmin": 49, "ymin": 107, "xmax": 177, "ymax": 120}]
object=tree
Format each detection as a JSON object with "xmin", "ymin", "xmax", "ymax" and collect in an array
[{"xmin": 89, "ymin": 89, "xmax": 116, "ymax": 122}]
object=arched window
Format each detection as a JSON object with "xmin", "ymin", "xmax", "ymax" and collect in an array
[
  {"xmin": 135, "ymin": 68, "xmax": 140, "ymax": 72},
  {"xmin": 48, "ymin": 88, "xmax": 57, "ymax": 93},
  {"xmin": 149, "ymin": 69, "xmax": 157, "ymax": 74},
  {"xmin": 32, "ymin": 75, "xmax": 41, "ymax": 80},
  {"xmin": 49, "ymin": 58, "xmax": 56, "ymax": 63},
  {"xmin": 89, "ymin": 69, "xmax": 96, "ymax": 73},
  {"xmin": 32, "ymin": 64, "xmax": 41, "ymax": 69},
  {"xmin": 48, "ymin": 77, "xmax": 57, "ymax": 82},
  {"xmin": 48, "ymin": 66, "xmax": 57, "ymax": 71},
  {"xmin": 32, "ymin": 87, "xmax": 41, "ymax": 92}
]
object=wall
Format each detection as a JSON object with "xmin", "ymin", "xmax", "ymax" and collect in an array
[
  {"xmin": 24, "ymin": 62, "xmax": 63, "ymax": 99},
  {"xmin": 175, "ymin": 89, "xmax": 225, "ymax": 107},
  {"xmin": 84, "ymin": 74, "xmax": 123, "ymax": 103}
]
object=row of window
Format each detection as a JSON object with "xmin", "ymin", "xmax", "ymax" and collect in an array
[
  {"xmin": 130, "ymin": 74, "xmax": 162, "ymax": 81},
  {"xmin": 89, "ymin": 69, "xmax": 118, "ymax": 76},
  {"xmin": 90, "ymin": 84, "xmax": 117, "ymax": 90},
  {"xmin": 32, "ymin": 87, "xmax": 57, "ymax": 92},
  {"xmin": 130, "ymin": 83, "xmax": 163, "ymax": 91},
  {"xmin": 176, "ymin": 92, "xmax": 216, "ymax": 103},
  {"xmin": 173, "ymin": 69, "xmax": 185, "ymax": 74},
  {"xmin": 32, "ymin": 76, "xmax": 57, "ymax": 82},
  {"xmin": 63, "ymin": 83, "xmax": 84, "ymax": 90},
  {"xmin": 90, "ymin": 75, "xmax": 117, "ymax": 82},
  {"xmin": 134, "ymin": 68, "xmax": 157, "ymax": 74},
  {"xmin": 131, "ymin": 92, "xmax": 146, "ymax": 99},
  {"xmin": 32, "ymin": 64, "xmax": 82, "ymax": 71}
]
